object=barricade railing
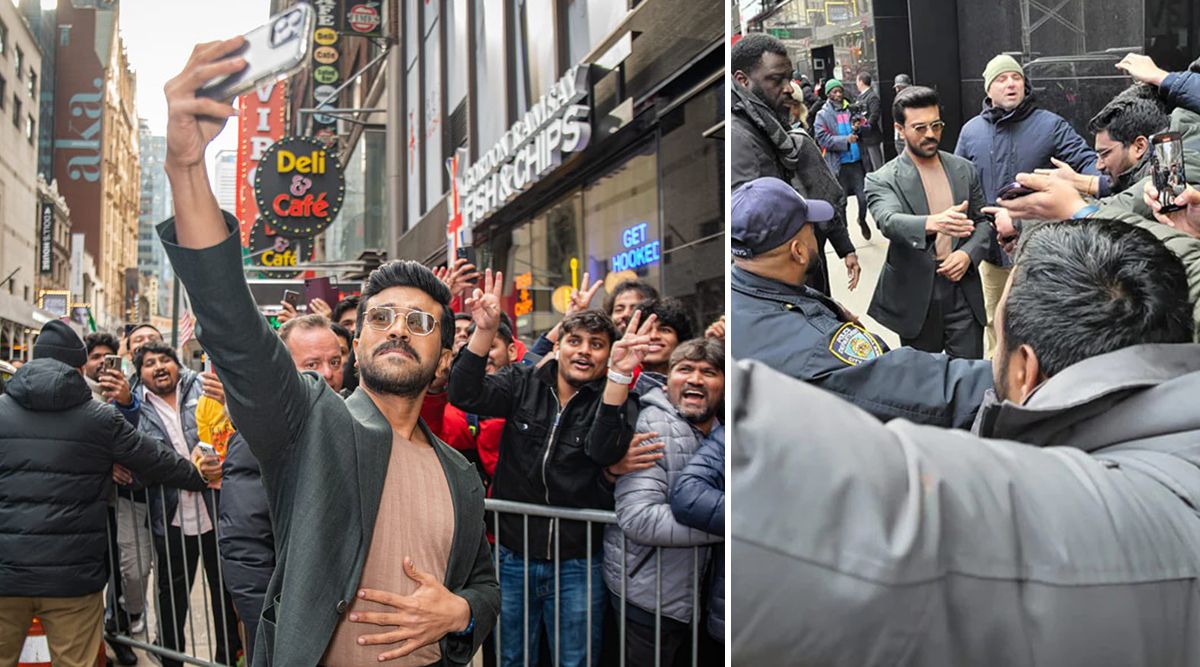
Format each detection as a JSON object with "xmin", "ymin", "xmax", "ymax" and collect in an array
[{"xmin": 101, "ymin": 493, "xmax": 721, "ymax": 667}]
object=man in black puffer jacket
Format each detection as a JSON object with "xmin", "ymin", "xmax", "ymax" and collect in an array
[{"xmin": 0, "ymin": 320, "xmax": 207, "ymax": 667}]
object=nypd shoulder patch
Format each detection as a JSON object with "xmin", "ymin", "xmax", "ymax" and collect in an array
[{"xmin": 828, "ymin": 322, "xmax": 884, "ymax": 366}]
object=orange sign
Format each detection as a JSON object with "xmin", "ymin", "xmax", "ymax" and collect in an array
[
  {"xmin": 514, "ymin": 272, "xmax": 533, "ymax": 316},
  {"xmin": 236, "ymin": 82, "xmax": 288, "ymax": 246}
]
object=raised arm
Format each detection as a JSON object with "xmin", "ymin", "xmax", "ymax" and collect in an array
[
  {"xmin": 448, "ymin": 270, "xmax": 518, "ymax": 417},
  {"xmin": 159, "ymin": 38, "xmax": 312, "ymax": 464}
]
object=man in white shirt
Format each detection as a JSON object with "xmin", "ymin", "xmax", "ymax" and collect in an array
[{"xmin": 133, "ymin": 341, "xmax": 240, "ymax": 666}]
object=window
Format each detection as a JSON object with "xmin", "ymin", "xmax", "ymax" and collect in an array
[
  {"xmin": 25, "ymin": 113, "xmax": 34, "ymax": 143},
  {"xmin": 27, "ymin": 70, "xmax": 35, "ymax": 98},
  {"xmin": 0, "ymin": 20, "xmax": 7, "ymax": 56},
  {"xmin": 567, "ymin": 0, "xmax": 626, "ymax": 66},
  {"xmin": 15, "ymin": 47, "xmax": 23, "ymax": 81},
  {"xmin": 12, "ymin": 94, "xmax": 19, "ymax": 128},
  {"xmin": 424, "ymin": 15, "xmax": 443, "ymax": 208},
  {"xmin": 0, "ymin": 76, "xmax": 7, "ymax": 109},
  {"xmin": 474, "ymin": 0, "xmax": 508, "ymax": 153},
  {"xmin": 583, "ymin": 143, "xmax": 661, "ymax": 302}
]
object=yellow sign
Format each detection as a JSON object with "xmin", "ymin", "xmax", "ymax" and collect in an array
[
  {"xmin": 552, "ymin": 285, "xmax": 573, "ymax": 314},
  {"xmin": 314, "ymin": 46, "xmax": 339, "ymax": 65},
  {"xmin": 604, "ymin": 270, "xmax": 637, "ymax": 294},
  {"xmin": 277, "ymin": 149, "xmax": 327, "ymax": 174},
  {"xmin": 514, "ymin": 272, "xmax": 533, "ymax": 316},
  {"xmin": 314, "ymin": 28, "xmax": 338, "ymax": 45},
  {"xmin": 261, "ymin": 249, "xmax": 298, "ymax": 267}
]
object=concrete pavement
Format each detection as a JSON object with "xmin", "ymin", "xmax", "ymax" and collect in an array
[{"xmin": 827, "ymin": 197, "xmax": 902, "ymax": 350}]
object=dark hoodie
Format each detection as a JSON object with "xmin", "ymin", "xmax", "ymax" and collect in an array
[{"xmin": 0, "ymin": 358, "xmax": 205, "ymax": 597}]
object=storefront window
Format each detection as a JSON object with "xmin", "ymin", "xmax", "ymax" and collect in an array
[
  {"xmin": 566, "ymin": 0, "xmax": 627, "ymax": 65},
  {"xmin": 582, "ymin": 142, "xmax": 661, "ymax": 317},
  {"xmin": 523, "ymin": 0, "xmax": 558, "ymax": 102},
  {"xmin": 474, "ymin": 0, "xmax": 508, "ymax": 153},
  {"xmin": 484, "ymin": 192, "xmax": 584, "ymax": 339},
  {"xmin": 325, "ymin": 129, "xmax": 387, "ymax": 261},
  {"xmin": 761, "ymin": 0, "xmax": 876, "ymax": 91},
  {"xmin": 659, "ymin": 83, "xmax": 724, "ymax": 333},
  {"xmin": 446, "ymin": 0, "xmax": 468, "ymax": 110},
  {"xmin": 424, "ymin": 18, "xmax": 443, "ymax": 209}
]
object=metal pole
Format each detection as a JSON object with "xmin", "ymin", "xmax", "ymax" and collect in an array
[
  {"xmin": 171, "ymin": 275, "xmax": 181, "ymax": 347},
  {"xmin": 385, "ymin": 31, "xmax": 403, "ymax": 259}
]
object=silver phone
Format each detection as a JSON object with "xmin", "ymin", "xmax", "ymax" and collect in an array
[
  {"xmin": 197, "ymin": 4, "xmax": 314, "ymax": 102},
  {"xmin": 196, "ymin": 442, "xmax": 219, "ymax": 459}
]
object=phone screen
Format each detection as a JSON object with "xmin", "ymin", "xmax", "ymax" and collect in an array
[
  {"xmin": 1152, "ymin": 132, "xmax": 1186, "ymax": 211},
  {"xmin": 283, "ymin": 289, "xmax": 300, "ymax": 307}
]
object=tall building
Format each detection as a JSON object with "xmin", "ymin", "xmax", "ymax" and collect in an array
[
  {"xmin": 0, "ymin": 1, "xmax": 46, "ymax": 361},
  {"xmin": 52, "ymin": 0, "xmax": 140, "ymax": 330},
  {"xmin": 214, "ymin": 149, "xmax": 238, "ymax": 213},
  {"xmin": 19, "ymin": 0, "xmax": 55, "ymax": 183},
  {"xmin": 138, "ymin": 119, "xmax": 172, "ymax": 317}
]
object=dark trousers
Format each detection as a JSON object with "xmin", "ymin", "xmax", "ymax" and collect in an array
[
  {"xmin": 901, "ymin": 273, "xmax": 984, "ymax": 359},
  {"xmin": 610, "ymin": 594, "xmax": 723, "ymax": 667},
  {"xmin": 837, "ymin": 160, "xmax": 868, "ymax": 226},
  {"xmin": 153, "ymin": 526, "xmax": 242, "ymax": 667},
  {"xmin": 863, "ymin": 143, "xmax": 885, "ymax": 172}
]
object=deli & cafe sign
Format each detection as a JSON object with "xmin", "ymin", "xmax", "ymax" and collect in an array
[{"xmin": 254, "ymin": 136, "xmax": 346, "ymax": 239}]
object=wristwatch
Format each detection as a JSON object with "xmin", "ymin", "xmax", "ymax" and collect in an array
[{"xmin": 607, "ymin": 367, "xmax": 634, "ymax": 385}]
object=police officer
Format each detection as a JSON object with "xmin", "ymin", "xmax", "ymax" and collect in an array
[{"xmin": 730, "ymin": 176, "xmax": 993, "ymax": 429}]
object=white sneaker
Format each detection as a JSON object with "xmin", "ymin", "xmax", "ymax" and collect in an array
[{"xmin": 128, "ymin": 613, "xmax": 145, "ymax": 634}]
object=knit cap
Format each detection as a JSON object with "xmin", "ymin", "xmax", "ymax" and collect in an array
[{"xmin": 983, "ymin": 55, "xmax": 1024, "ymax": 92}]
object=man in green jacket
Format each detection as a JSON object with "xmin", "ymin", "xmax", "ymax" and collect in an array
[{"xmin": 157, "ymin": 38, "xmax": 498, "ymax": 666}]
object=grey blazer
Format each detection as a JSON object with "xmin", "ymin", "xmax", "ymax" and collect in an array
[
  {"xmin": 864, "ymin": 151, "xmax": 991, "ymax": 339},
  {"xmin": 159, "ymin": 212, "xmax": 499, "ymax": 667}
]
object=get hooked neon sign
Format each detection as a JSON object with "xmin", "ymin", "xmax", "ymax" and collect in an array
[{"xmin": 612, "ymin": 222, "xmax": 660, "ymax": 272}]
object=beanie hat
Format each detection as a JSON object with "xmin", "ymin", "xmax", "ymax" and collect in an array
[
  {"xmin": 34, "ymin": 320, "xmax": 87, "ymax": 368},
  {"xmin": 983, "ymin": 55, "xmax": 1024, "ymax": 92},
  {"xmin": 824, "ymin": 78, "xmax": 844, "ymax": 95}
]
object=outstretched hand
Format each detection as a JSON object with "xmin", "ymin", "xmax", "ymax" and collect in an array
[
  {"xmin": 566, "ymin": 273, "xmax": 603, "ymax": 315},
  {"xmin": 1144, "ymin": 182, "xmax": 1200, "ymax": 238},
  {"xmin": 435, "ymin": 257, "xmax": 482, "ymax": 295},
  {"xmin": 608, "ymin": 309, "xmax": 657, "ymax": 375},
  {"xmin": 164, "ymin": 38, "xmax": 246, "ymax": 170},
  {"xmin": 463, "ymin": 269, "xmax": 505, "ymax": 332}
]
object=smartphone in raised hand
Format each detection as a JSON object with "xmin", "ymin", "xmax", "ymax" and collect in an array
[
  {"xmin": 1151, "ymin": 131, "xmax": 1187, "ymax": 213},
  {"xmin": 196, "ymin": 4, "xmax": 313, "ymax": 102}
]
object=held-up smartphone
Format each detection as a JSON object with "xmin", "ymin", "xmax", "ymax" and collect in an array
[
  {"xmin": 203, "ymin": 355, "xmax": 213, "ymax": 375},
  {"xmin": 997, "ymin": 181, "xmax": 1036, "ymax": 200},
  {"xmin": 1151, "ymin": 131, "xmax": 1187, "ymax": 213},
  {"xmin": 282, "ymin": 289, "xmax": 300, "ymax": 309},
  {"xmin": 455, "ymin": 246, "xmax": 479, "ymax": 285},
  {"xmin": 196, "ymin": 443, "xmax": 219, "ymax": 459},
  {"xmin": 304, "ymin": 276, "xmax": 339, "ymax": 308},
  {"xmin": 103, "ymin": 355, "xmax": 122, "ymax": 373},
  {"xmin": 196, "ymin": 4, "xmax": 313, "ymax": 102}
]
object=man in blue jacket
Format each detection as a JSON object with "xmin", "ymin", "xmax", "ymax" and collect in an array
[
  {"xmin": 815, "ymin": 78, "xmax": 872, "ymax": 240},
  {"xmin": 954, "ymin": 54, "xmax": 1102, "ymax": 356}
]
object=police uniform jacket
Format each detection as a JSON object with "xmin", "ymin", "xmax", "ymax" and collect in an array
[
  {"xmin": 864, "ymin": 151, "xmax": 991, "ymax": 339},
  {"xmin": 730, "ymin": 265, "xmax": 993, "ymax": 429}
]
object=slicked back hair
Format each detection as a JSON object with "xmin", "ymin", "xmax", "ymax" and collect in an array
[
  {"xmin": 134, "ymin": 341, "xmax": 180, "ymax": 374},
  {"xmin": 634, "ymin": 297, "xmax": 695, "ymax": 342},
  {"xmin": 1004, "ymin": 219, "xmax": 1192, "ymax": 377},
  {"xmin": 731, "ymin": 33, "xmax": 789, "ymax": 77},
  {"xmin": 892, "ymin": 85, "xmax": 940, "ymax": 126},
  {"xmin": 1087, "ymin": 89, "xmax": 1169, "ymax": 146},
  {"xmin": 669, "ymin": 338, "xmax": 725, "ymax": 373},
  {"xmin": 356, "ymin": 260, "xmax": 455, "ymax": 350},
  {"xmin": 280, "ymin": 313, "xmax": 332, "ymax": 344},
  {"xmin": 602, "ymin": 280, "xmax": 660, "ymax": 316},
  {"xmin": 85, "ymin": 332, "xmax": 120, "ymax": 356},
  {"xmin": 560, "ymin": 310, "xmax": 619, "ymax": 348}
]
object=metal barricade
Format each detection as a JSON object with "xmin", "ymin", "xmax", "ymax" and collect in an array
[{"xmin": 101, "ymin": 494, "xmax": 721, "ymax": 667}]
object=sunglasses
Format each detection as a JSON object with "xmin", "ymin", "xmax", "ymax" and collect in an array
[{"xmin": 364, "ymin": 306, "xmax": 439, "ymax": 336}]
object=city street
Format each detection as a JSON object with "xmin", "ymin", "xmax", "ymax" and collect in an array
[{"xmin": 827, "ymin": 199, "xmax": 900, "ymax": 350}]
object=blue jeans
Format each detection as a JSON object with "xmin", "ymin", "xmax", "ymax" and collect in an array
[{"xmin": 498, "ymin": 545, "xmax": 604, "ymax": 667}]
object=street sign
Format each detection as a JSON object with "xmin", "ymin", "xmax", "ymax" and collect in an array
[
  {"xmin": 343, "ymin": 1, "xmax": 383, "ymax": 37},
  {"xmin": 254, "ymin": 136, "xmax": 345, "ymax": 239}
]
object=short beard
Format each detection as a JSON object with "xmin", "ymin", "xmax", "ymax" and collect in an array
[
  {"xmin": 359, "ymin": 340, "xmax": 438, "ymax": 398},
  {"xmin": 907, "ymin": 139, "xmax": 939, "ymax": 158},
  {"xmin": 749, "ymin": 81, "xmax": 785, "ymax": 116},
  {"xmin": 680, "ymin": 404, "xmax": 716, "ymax": 424},
  {"xmin": 146, "ymin": 375, "xmax": 176, "ymax": 397}
]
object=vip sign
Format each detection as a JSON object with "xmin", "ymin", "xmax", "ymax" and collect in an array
[
  {"xmin": 236, "ymin": 81, "xmax": 288, "ymax": 247},
  {"xmin": 254, "ymin": 136, "xmax": 346, "ymax": 239},
  {"xmin": 457, "ymin": 65, "xmax": 592, "ymax": 228}
]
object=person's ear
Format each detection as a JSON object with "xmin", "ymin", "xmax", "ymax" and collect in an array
[
  {"xmin": 790, "ymin": 238, "xmax": 810, "ymax": 267},
  {"xmin": 732, "ymin": 70, "xmax": 751, "ymax": 89},
  {"xmin": 438, "ymin": 348, "xmax": 453, "ymax": 372},
  {"xmin": 1007, "ymin": 343, "xmax": 1043, "ymax": 404},
  {"xmin": 1132, "ymin": 136, "xmax": 1150, "ymax": 160},
  {"xmin": 507, "ymin": 343, "xmax": 518, "ymax": 363}
]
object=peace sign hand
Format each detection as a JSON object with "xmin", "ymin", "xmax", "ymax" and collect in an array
[
  {"xmin": 608, "ymin": 309, "xmax": 656, "ymax": 375},
  {"xmin": 463, "ymin": 269, "xmax": 505, "ymax": 332},
  {"xmin": 566, "ymin": 273, "xmax": 603, "ymax": 315}
]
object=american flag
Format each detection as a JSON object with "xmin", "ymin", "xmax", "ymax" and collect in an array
[{"xmin": 178, "ymin": 308, "xmax": 195, "ymax": 352}]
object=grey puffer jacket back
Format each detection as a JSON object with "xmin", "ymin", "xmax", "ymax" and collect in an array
[{"xmin": 602, "ymin": 387, "xmax": 722, "ymax": 623}]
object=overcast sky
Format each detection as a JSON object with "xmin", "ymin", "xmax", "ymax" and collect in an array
[{"xmin": 119, "ymin": 0, "xmax": 271, "ymax": 165}]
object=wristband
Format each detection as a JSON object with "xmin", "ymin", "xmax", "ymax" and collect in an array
[{"xmin": 607, "ymin": 368, "xmax": 634, "ymax": 385}]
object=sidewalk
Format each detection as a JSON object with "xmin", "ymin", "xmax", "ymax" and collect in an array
[{"xmin": 827, "ymin": 197, "xmax": 901, "ymax": 350}]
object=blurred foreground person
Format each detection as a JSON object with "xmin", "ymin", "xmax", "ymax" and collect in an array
[
  {"xmin": 0, "ymin": 321, "xmax": 207, "ymax": 667},
  {"xmin": 732, "ymin": 219, "xmax": 1200, "ymax": 665}
]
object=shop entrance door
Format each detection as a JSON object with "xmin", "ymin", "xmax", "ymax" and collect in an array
[{"xmin": 811, "ymin": 45, "xmax": 836, "ymax": 84}]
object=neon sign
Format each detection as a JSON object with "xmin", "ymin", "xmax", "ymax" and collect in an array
[{"xmin": 611, "ymin": 222, "xmax": 661, "ymax": 272}]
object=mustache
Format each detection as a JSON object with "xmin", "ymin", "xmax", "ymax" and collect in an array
[{"xmin": 373, "ymin": 338, "xmax": 421, "ymax": 362}]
